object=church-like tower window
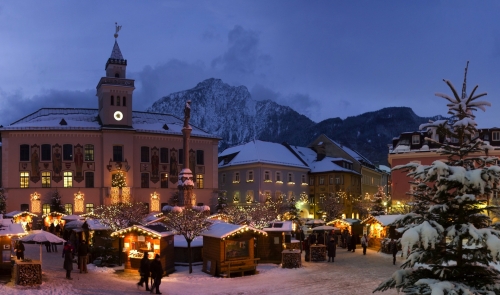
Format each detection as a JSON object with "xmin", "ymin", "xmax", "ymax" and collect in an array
[
  {"xmin": 123, "ymin": 96, "xmax": 126, "ymax": 106},
  {"xmin": 111, "ymin": 96, "xmax": 114, "ymax": 106},
  {"xmin": 117, "ymin": 96, "xmax": 121, "ymax": 106}
]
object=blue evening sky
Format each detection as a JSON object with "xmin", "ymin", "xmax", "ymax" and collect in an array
[{"xmin": 1, "ymin": 1, "xmax": 500, "ymax": 127}]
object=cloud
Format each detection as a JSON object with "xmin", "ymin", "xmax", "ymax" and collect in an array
[
  {"xmin": 0, "ymin": 88, "xmax": 95, "ymax": 126},
  {"xmin": 211, "ymin": 25, "xmax": 271, "ymax": 75}
]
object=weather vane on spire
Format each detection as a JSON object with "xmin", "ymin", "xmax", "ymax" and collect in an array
[{"xmin": 114, "ymin": 22, "xmax": 122, "ymax": 39}]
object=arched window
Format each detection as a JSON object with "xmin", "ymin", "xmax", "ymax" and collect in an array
[{"xmin": 111, "ymin": 96, "xmax": 114, "ymax": 106}]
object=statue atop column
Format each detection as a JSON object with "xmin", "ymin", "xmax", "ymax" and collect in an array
[{"xmin": 183, "ymin": 100, "xmax": 191, "ymax": 128}]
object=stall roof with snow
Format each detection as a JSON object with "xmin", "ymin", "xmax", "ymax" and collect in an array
[
  {"xmin": 111, "ymin": 225, "xmax": 174, "ymax": 238},
  {"xmin": 5, "ymin": 211, "xmax": 38, "ymax": 219},
  {"xmin": 362, "ymin": 215, "xmax": 403, "ymax": 227},
  {"xmin": 263, "ymin": 221, "xmax": 293, "ymax": 232},
  {"xmin": 201, "ymin": 223, "xmax": 267, "ymax": 239}
]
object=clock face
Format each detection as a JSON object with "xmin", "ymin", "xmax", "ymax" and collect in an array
[{"xmin": 114, "ymin": 111, "xmax": 123, "ymax": 121}]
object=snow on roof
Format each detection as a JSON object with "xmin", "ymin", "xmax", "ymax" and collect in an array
[
  {"xmin": 263, "ymin": 221, "xmax": 293, "ymax": 232},
  {"xmin": 288, "ymin": 145, "xmax": 359, "ymax": 174},
  {"xmin": 86, "ymin": 219, "xmax": 110, "ymax": 231},
  {"xmin": 3, "ymin": 108, "xmax": 218, "ymax": 139},
  {"xmin": 363, "ymin": 215, "xmax": 404, "ymax": 226},
  {"xmin": 378, "ymin": 165, "xmax": 391, "ymax": 173},
  {"xmin": 5, "ymin": 211, "xmax": 38, "ymax": 218},
  {"xmin": 201, "ymin": 222, "xmax": 267, "ymax": 239},
  {"xmin": 174, "ymin": 235, "xmax": 203, "ymax": 247},
  {"xmin": 219, "ymin": 140, "xmax": 308, "ymax": 169},
  {"xmin": 110, "ymin": 225, "xmax": 174, "ymax": 238},
  {"xmin": 0, "ymin": 222, "xmax": 26, "ymax": 236},
  {"xmin": 323, "ymin": 135, "xmax": 374, "ymax": 166}
]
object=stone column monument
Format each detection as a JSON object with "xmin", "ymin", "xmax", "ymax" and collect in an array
[{"xmin": 178, "ymin": 100, "xmax": 195, "ymax": 208}]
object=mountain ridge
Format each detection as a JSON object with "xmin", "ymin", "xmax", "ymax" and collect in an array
[{"xmin": 147, "ymin": 79, "xmax": 442, "ymax": 166}]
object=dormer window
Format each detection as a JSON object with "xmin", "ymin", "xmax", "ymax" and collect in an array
[{"xmin": 412, "ymin": 135, "xmax": 420, "ymax": 144}]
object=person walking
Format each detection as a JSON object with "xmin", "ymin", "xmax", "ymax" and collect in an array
[
  {"xmin": 346, "ymin": 233, "xmax": 352, "ymax": 251},
  {"xmin": 350, "ymin": 233, "xmax": 357, "ymax": 252},
  {"xmin": 137, "ymin": 252, "xmax": 151, "ymax": 291},
  {"xmin": 44, "ymin": 241, "xmax": 51, "ymax": 253},
  {"xmin": 62, "ymin": 242, "xmax": 74, "ymax": 280},
  {"xmin": 15, "ymin": 241, "xmax": 25, "ymax": 260},
  {"xmin": 51, "ymin": 242, "xmax": 58, "ymax": 252},
  {"xmin": 78, "ymin": 240, "xmax": 89, "ymax": 273},
  {"xmin": 361, "ymin": 234, "xmax": 369, "ymax": 255},
  {"xmin": 149, "ymin": 254, "xmax": 163, "ymax": 294},
  {"xmin": 303, "ymin": 238, "xmax": 310, "ymax": 262},
  {"xmin": 55, "ymin": 223, "xmax": 61, "ymax": 237},
  {"xmin": 389, "ymin": 238, "xmax": 398, "ymax": 265},
  {"xmin": 327, "ymin": 236, "xmax": 336, "ymax": 262},
  {"xmin": 298, "ymin": 228, "xmax": 305, "ymax": 253}
]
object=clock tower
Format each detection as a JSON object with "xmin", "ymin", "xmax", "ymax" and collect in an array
[{"xmin": 97, "ymin": 23, "xmax": 135, "ymax": 127}]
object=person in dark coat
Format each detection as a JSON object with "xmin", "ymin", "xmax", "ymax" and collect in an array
[
  {"xmin": 389, "ymin": 238, "xmax": 398, "ymax": 265},
  {"xmin": 15, "ymin": 241, "xmax": 25, "ymax": 260},
  {"xmin": 49, "ymin": 222, "xmax": 55, "ymax": 233},
  {"xmin": 137, "ymin": 252, "xmax": 151, "ymax": 291},
  {"xmin": 55, "ymin": 223, "xmax": 61, "ymax": 237},
  {"xmin": 298, "ymin": 228, "xmax": 305, "ymax": 253},
  {"xmin": 327, "ymin": 237, "xmax": 336, "ymax": 262},
  {"xmin": 303, "ymin": 238, "xmax": 310, "ymax": 262},
  {"xmin": 44, "ymin": 241, "xmax": 51, "ymax": 252},
  {"xmin": 78, "ymin": 240, "xmax": 89, "ymax": 273},
  {"xmin": 346, "ymin": 233, "xmax": 352, "ymax": 251},
  {"xmin": 62, "ymin": 242, "xmax": 74, "ymax": 280},
  {"xmin": 350, "ymin": 233, "xmax": 357, "ymax": 252},
  {"xmin": 149, "ymin": 254, "xmax": 163, "ymax": 294},
  {"xmin": 361, "ymin": 234, "xmax": 369, "ymax": 255},
  {"xmin": 317, "ymin": 231, "xmax": 325, "ymax": 245},
  {"xmin": 51, "ymin": 242, "xmax": 58, "ymax": 252}
]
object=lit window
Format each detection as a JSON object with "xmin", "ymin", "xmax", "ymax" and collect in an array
[
  {"xmin": 42, "ymin": 171, "xmax": 51, "ymax": 188},
  {"xmin": 64, "ymin": 172, "xmax": 73, "ymax": 187},
  {"xmin": 65, "ymin": 204, "xmax": 73, "ymax": 215},
  {"xmin": 246, "ymin": 190, "xmax": 254, "ymax": 203},
  {"xmin": 276, "ymin": 172, "xmax": 282, "ymax": 182},
  {"xmin": 301, "ymin": 175, "xmax": 307, "ymax": 185},
  {"xmin": 288, "ymin": 173, "xmax": 294, "ymax": 183},
  {"xmin": 20, "ymin": 172, "xmax": 29, "ymax": 188},
  {"xmin": 196, "ymin": 174, "xmax": 204, "ymax": 189},
  {"xmin": 412, "ymin": 135, "xmax": 420, "ymax": 144},
  {"xmin": 233, "ymin": 191, "xmax": 240, "ymax": 203},
  {"xmin": 42, "ymin": 204, "xmax": 50, "ymax": 215},
  {"xmin": 234, "ymin": 172, "xmax": 240, "ymax": 183},
  {"xmin": 84, "ymin": 144, "xmax": 94, "ymax": 161},
  {"xmin": 275, "ymin": 191, "xmax": 282, "ymax": 199},
  {"xmin": 86, "ymin": 203, "xmax": 94, "ymax": 213}
]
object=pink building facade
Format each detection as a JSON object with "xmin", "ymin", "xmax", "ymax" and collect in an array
[{"xmin": 0, "ymin": 35, "xmax": 219, "ymax": 216}]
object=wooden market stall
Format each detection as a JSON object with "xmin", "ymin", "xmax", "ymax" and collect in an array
[
  {"xmin": 361, "ymin": 215, "xmax": 403, "ymax": 251},
  {"xmin": 111, "ymin": 225, "xmax": 175, "ymax": 275},
  {"xmin": 326, "ymin": 218, "xmax": 362, "ymax": 247},
  {"xmin": 5, "ymin": 211, "xmax": 39, "ymax": 232},
  {"xmin": 0, "ymin": 219, "xmax": 27, "ymax": 276},
  {"xmin": 201, "ymin": 223, "xmax": 267, "ymax": 277},
  {"xmin": 42, "ymin": 212, "xmax": 66, "ymax": 232},
  {"xmin": 256, "ymin": 221, "xmax": 295, "ymax": 263}
]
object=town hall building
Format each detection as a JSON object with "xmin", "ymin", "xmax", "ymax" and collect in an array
[{"xmin": 0, "ymin": 30, "xmax": 219, "ymax": 216}]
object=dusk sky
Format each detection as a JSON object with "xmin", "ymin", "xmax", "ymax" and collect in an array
[{"xmin": 2, "ymin": 1, "xmax": 500, "ymax": 127}]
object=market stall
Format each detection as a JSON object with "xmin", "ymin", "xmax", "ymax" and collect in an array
[
  {"xmin": 0, "ymin": 219, "xmax": 27, "ymax": 276},
  {"xmin": 201, "ymin": 223, "xmax": 267, "ymax": 277},
  {"xmin": 5, "ymin": 211, "xmax": 38, "ymax": 232},
  {"xmin": 42, "ymin": 212, "xmax": 66, "ymax": 234},
  {"xmin": 111, "ymin": 225, "xmax": 175, "ymax": 275},
  {"xmin": 256, "ymin": 221, "xmax": 294, "ymax": 263},
  {"xmin": 326, "ymin": 218, "xmax": 362, "ymax": 247},
  {"xmin": 361, "ymin": 215, "xmax": 403, "ymax": 250}
]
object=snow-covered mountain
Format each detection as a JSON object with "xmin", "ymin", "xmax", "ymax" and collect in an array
[{"xmin": 147, "ymin": 78, "xmax": 442, "ymax": 165}]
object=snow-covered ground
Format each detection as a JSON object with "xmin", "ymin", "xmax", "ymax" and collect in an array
[{"xmin": 0, "ymin": 244, "xmax": 400, "ymax": 294}]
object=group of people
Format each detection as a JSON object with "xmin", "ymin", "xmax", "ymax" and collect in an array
[
  {"xmin": 48, "ymin": 222, "xmax": 62, "ymax": 237},
  {"xmin": 137, "ymin": 253, "xmax": 164, "ymax": 294},
  {"xmin": 61, "ymin": 240, "xmax": 90, "ymax": 280}
]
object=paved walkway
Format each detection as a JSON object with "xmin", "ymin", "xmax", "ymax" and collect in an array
[{"xmin": 0, "ymin": 244, "xmax": 401, "ymax": 295}]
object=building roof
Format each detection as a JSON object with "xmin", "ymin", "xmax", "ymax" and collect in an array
[
  {"xmin": 0, "ymin": 219, "xmax": 26, "ymax": 236},
  {"xmin": 288, "ymin": 145, "xmax": 360, "ymax": 174},
  {"xmin": 362, "ymin": 214, "xmax": 403, "ymax": 226},
  {"xmin": 110, "ymin": 40, "xmax": 124, "ymax": 60},
  {"xmin": 201, "ymin": 222, "xmax": 267, "ymax": 239},
  {"xmin": 111, "ymin": 225, "xmax": 174, "ymax": 238},
  {"xmin": 2, "ymin": 108, "xmax": 219, "ymax": 139},
  {"xmin": 218, "ymin": 140, "xmax": 308, "ymax": 169},
  {"xmin": 263, "ymin": 221, "xmax": 293, "ymax": 232}
]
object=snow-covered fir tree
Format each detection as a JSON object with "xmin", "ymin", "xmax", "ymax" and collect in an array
[
  {"xmin": 375, "ymin": 64, "xmax": 500, "ymax": 294},
  {"xmin": 370, "ymin": 186, "xmax": 387, "ymax": 216}
]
